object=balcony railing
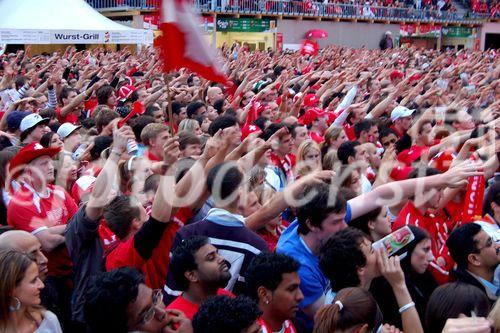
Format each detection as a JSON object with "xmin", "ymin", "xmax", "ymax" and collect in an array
[{"xmin": 86, "ymin": 0, "xmax": 494, "ymax": 22}]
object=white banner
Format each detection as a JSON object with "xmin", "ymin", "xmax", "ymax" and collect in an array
[{"xmin": 0, "ymin": 29, "xmax": 153, "ymax": 44}]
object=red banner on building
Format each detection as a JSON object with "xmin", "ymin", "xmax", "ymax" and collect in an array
[{"xmin": 276, "ymin": 32, "xmax": 283, "ymax": 52}]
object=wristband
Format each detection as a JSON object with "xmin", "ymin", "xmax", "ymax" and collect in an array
[
  {"xmin": 399, "ymin": 302, "xmax": 415, "ymax": 314},
  {"xmin": 111, "ymin": 149, "xmax": 123, "ymax": 156}
]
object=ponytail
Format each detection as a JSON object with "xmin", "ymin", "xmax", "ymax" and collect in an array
[{"xmin": 313, "ymin": 287, "xmax": 380, "ymax": 333}]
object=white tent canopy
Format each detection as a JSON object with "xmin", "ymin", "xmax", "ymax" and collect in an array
[{"xmin": 0, "ymin": 0, "xmax": 153, "ymax": 44}]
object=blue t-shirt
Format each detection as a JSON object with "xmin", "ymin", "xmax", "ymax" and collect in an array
[{"xmin": 276, "ymin": 220, "xmax": 328, "ymax": 308}]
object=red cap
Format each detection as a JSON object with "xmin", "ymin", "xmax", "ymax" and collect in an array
[
  {"xmin": 118, "ymin": 84, "xmax": 136, "ymax": 100},
  {"xmin": 429, "ymin": 151, "xmax": 454, "ymax": 173},
  {"xmin": 397, "ymin": 146, "xmax": 428, "ymax": 166},
  {"xmin": 9, "ymin": 142, "xmax": 61, "ymax": 179},
  {"xmin": 241, "ymin": 124, "xmax": 261, "ymax": 140},
  {"xmin": 303, "ymin": 94, "xmax": 319, "ymax": 107},
  {"xmin": 298, "ymin": 107, "xmax": 327, "ymax": 126},
  {"xmin": 390, "ymin": 165, "xmax": 414, "ymax": 181},
  {"xmin": 390, "ymin": 70, "xmax": 404, "ymax": 81}
]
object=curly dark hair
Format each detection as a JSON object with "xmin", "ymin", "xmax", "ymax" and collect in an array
[
  {"xmin": 192, "ymin": 295, "xmax": 262, "ymax": 333},
  {"xmin": 170, "ymin": 236, "xmax": 210, "ymax": 291},
  {"xmin": 84, "ymin": 267, "xmax": 144, "ymax": 333},
  {"xmin": 319, "ymin": 227, "xmax": 368, "ymax": 292},
  {"xmin": 245, "ymin": 252, "xmax": 300, "ymax": 301},
  {"xmin": 296, "ymin": 183, "xmax": 346, "ymax": 235}
]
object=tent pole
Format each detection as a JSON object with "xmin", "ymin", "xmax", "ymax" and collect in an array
[{"xmin": 165, "ymin": 73, "xmax": 175, "ymax": 135}]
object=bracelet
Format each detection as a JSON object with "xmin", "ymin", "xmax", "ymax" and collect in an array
[
  {"xmin": 110, "ymin": 149, "xmax": 123, "ymax": 156},
  {"xmin": 399, "ymin": 302, "xmax": 415, "ymax": 314}
]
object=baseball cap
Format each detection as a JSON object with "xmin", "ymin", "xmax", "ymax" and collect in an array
[
  {"xmin": 118, "ymin": 84, "xmax": 136, "ymax": 100},
  {"xmin": 6, "ymin": 111, "xmax": 31, "ymax": 132},
  {"xmin": 57, "ymin": 123, "xmax": 81, "ymax": 139},
  {"xmin": 397, "ymin": 146, "xmax": 428, "ymax": 166},
  {"xmin": 298, "ymin": 107, "xmax": 327, "ymax": 126},
  {"xmin": 19, "ymin": 113, "xmax": 49, "ymax": 133},
  {"xmin": 303, "ymin": 94, "xmax": 319, "ymax": 107},
  {"xmin": 390, "ymin": 106, "xmax": 415, "ymax": 122},
  {"xmin": 9, "ymin": 142, "xmax": 61, "ymax": 178},
  {"xmin": 390, "ymin": 165, "xmax": 414, "ymax": 181}
]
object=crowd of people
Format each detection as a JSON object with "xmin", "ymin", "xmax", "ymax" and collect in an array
[{"xmin": 0, "ymin": 42, "xmax": 498, "ymax": 333}]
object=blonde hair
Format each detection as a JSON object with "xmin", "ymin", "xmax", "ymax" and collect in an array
[
  {"xmin": 178, "ymin": 119, "xmax": 199, "ymax": 134},
  {"xmin": 323, "ymin": 150, "xmax": 340, "ymax": 171},
  {"xmin": 296, "ymin": 140, "xmax": 321, "ymax": 177},
  {"xmin": 321, "ymin": 126, "xmax": 344, "ymax": 155},
  {"xmin": 140, "ymin": 123, "xmax": 169, "ymax": 146},
  {"xmin": 489, "ymin": 300, "xmax": 500, "ymax": 331}
]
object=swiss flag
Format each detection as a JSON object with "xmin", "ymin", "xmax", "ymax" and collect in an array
[
  {"xmin": 300, "ymin": 40, "xmax": 319, "ymax": 56},
  {"xmin": 159, "ymin": 0, "xmax": 229, "ymax": 85}
]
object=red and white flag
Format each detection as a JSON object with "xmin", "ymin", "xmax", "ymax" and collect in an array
[{"xmin": 159, "ymin": 0, "xmax": 228, "ymax": 85}]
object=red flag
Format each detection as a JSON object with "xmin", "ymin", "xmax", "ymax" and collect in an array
[
  {"xmin": 462, "ymin": 156, "xmax": 485, "ymax": 223},
  {"xmin": 159, "ymin": 0, "xmax": 229, "ymax": 85}
]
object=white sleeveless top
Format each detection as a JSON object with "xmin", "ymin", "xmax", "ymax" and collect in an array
[{"xmin": 34, "ymin": 311, "xmax": 62, "ymax": 333}]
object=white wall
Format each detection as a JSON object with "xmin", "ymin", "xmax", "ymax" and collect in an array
[
  {"xmin": 277, "ymin": 19, "xmax": 400, "ymax": 49},
  {"xmin": 479, "ymin": 22, "xmax": 500, "ymax": 50}
]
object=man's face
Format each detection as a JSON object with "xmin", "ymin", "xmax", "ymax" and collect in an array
[
  {"xmin": 64, "ymin": 131, "xmax": 82, "ymax": 152},
  {"xmin": 354, "ymin": 145, "xmax": 369, "ymax": 164},
  {"xmin": 381, "ymin": 133, "xmax": 397, "ymax": 150},
  {"xmin": 152, "ymin": 110, "xmax": 165, "ymax": 123},
  {"xmin": 29, "ymin": 124, "xmax": 48, "ymax": 142},
  {"xmin": 238, "ymin": 191, "xmax": 262, "ymax": 217},
  {"xmin": 195, "ymin": 106, "xmax": 207, "ymax": 117},
  {"xmin": 29, "ymin": 155, "xmax": 55, "ymax": 184},
  {"xmin": 265, "ymin": 89, "xmax": 279, "ymax": 102},
  {"xmin": 177, "ymin": 108, "xmax": 188, "ymax": 123},
  {"xmin": 182, "ymin": 143, "xmax": 202, "ymax": 158},
  {"xmin": 368, "ymin": 125, "xmax": 379, "ymax": 143},
  {"xmin": 127, "ymin": 285, "xmax": 169, "ymax": 333},
  {"xmin": 208, "ymin": 87, "xmax": 224, "ymax": 104},
  {"xmin": 193, "ymin": 243, "xmax": 231, "ymax": 288},
  {"xmin": 359, "ymin": 237, "xmax": 380, "ymax": 281},
  {"xmin": 268, "ymin": 272, "xmax": 304, "ymax": 320},
  {"xmin": 316, "ymin": 210, "xmax": 347, "ymax": 242},
  {"xmin": 419, "ymin": 123, "xmax": 435, "ymax": 146},
  {"xmin": 151, "ymin": 130, "xmax": 171, "ymax": 153},
  {"xmin": 63, "ymin": 91, "xmax": 78, "ymax": 106},
  {"xmin": 315, "ymin": 115, "xmax": 328, "ymax": 131},
  {"xmin": 472, "ymin": 230, "xmax": 500, "ymax": 270},
  {"xmin": 277, "ymin": 133, "xmax": 294, "ymax": 156},
  {"xmin": 397, "ymin": 115, "xmax": 413, "ymax": 131},
  {"xmin": 294, "ymin": 126, "xmax": 309, "ymax": 148},
  {"xmin": 16, "ymin": 234, "xmax": 48, "ymax": 281}
]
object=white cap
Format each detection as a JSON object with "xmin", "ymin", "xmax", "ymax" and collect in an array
[
  {"xmin": 391, "ymin": 106, "xmax": 415, "ymax": 122},
  {"xmin": 20, "ymin": 113, "xmax": 49, "ymax": 133},
  {"xmin": 57, "ymin": 123, "xmax": 81, "ymax": 139}
]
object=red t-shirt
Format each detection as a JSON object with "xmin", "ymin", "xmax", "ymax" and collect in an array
[
  {"xmin": 105, "ymin": 220, "xmax": 180, "ymax": 289},
  {"xmin": 393, "ymin": 201, "xmax": 452, "ymax": 284},
  {"xmin": 55, "ymin": 107, "xmax": 79, "ymax": 125},
  {"xmin": 309, "ymin": 131, "xmax": 324, "ymax": 144},
  {"xmin": 7, "ymin": 183, "xmax": 78, "ymax": 277},
  {"xmin": 166, "ymin": 289, "xmax": 234, "ymax": 320},
  {"xmin": 343, "ymin": 124, "xmax": 356, "ymax": 141},
  {"xmin": 269, "ymin": 153, "xmax": 295, "ymax": 183}
]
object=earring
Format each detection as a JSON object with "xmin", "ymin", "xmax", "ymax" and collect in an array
[
  {"xmin": 9, "ymin": 297, "xmax": 21, "ymax": 312},
  {"xmin": 265, "ymin": 299, "xmax": 269, "ymax": 305}
]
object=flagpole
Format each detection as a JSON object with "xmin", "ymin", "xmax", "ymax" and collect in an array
[{"xmin": 165, "ymin": 73, "xmax": 175, "ymax": 135}]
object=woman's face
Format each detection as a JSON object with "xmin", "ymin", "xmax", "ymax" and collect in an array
[
  {"xmin": 206, "ymin": 106, "xmax": 219, "ymax": 121},
  {"xmin": 57, "ymin": 155, "xmax": 78, "ymax": 185},
  {"xmin": 13, "ymin": 262, "xmax": 44, "ymax": 308},
  {"xmin": 331, "ymin": 130, "xmax": 348, "ymax": 150},
  {"xmin": 193, "ymin": 122, "xmax": 202, "ymax": 136},
  {"xmin": 410, "ymin": 238, "xmax": 434, "ymax": 274},
  {"xmin": 304, "ymin": 147, "xmax": 321, "ymax": 170},
  {"xmin": 370, "ymin": 206, "xmax": 392, "ymax": 241},
  {"xmin": 201, "ymin": 117, "xmax": 211, "ymax": 133},
  {"xmin": 50, "ymin": 133, "xmax": 64, "ymax": 149},
  {"xmin": 349, "ymin": 169, "xmax": 362, "ymax": 195}
]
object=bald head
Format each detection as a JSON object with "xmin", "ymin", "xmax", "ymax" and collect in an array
[
  {"xmin": 207, "ymin": 87, "xmax": 224, "ymax": 105},
  {"xmin": 0, "ymin": 230, "xmax": 48, "ymax": 280}
]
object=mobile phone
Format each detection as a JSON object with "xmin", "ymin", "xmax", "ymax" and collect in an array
[{"xmin": 372, "ymin": 226, "xmax": 415, "ymax": 257}]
